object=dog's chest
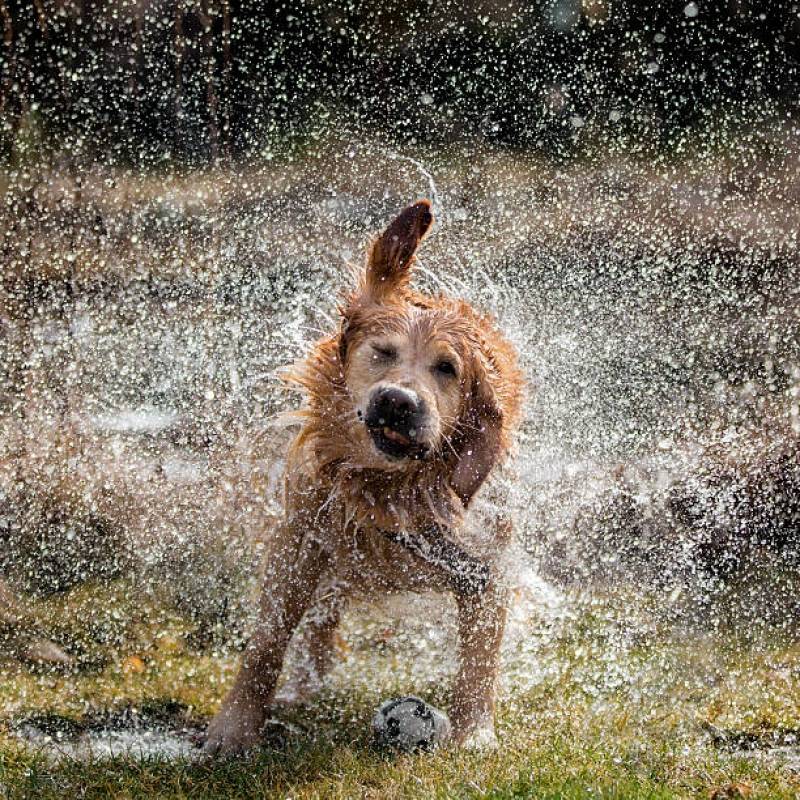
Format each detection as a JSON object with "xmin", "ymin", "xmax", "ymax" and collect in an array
[
  {"xmin": 331, "ymin": 522, "xmax": 453, "ymax": 593},
  {"xmin": 287, "ymin": 455, "xmax": 513, "ymax": 595},
  {"xmin": 316, "ymin": 494, "xmax": 508, "ymax": 596}
]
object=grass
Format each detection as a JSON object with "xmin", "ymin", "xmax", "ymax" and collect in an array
[
  {"xmin": 2, "ymin": 583, "xmax": 800, "ymax": 799},
  {"xmin": 2, "ymin": 132, "xmax": 799, "ymax": 797}
]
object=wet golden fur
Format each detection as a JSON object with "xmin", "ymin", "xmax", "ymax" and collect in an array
[
  {"xmin": 288, "ymin": 203, "xmax": 523, "ymax": 531},
  {"xmin": 204, "ymin": 199, "xmax": 525, "ymax": 756}
]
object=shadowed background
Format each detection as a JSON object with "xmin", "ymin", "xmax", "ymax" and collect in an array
[
  {"xmin": 1, "ymin": 3, "xmax": 800, "ymax": 797},
  {"xmin": 1, "ymin": 1, "xmax": 798, "ymax": 163}
]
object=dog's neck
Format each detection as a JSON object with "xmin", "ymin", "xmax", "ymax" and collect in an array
[{"xmin": 324, "ymin": 458, "xmax": 464, "ymax": 532}]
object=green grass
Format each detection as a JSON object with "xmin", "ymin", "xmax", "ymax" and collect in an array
[{"xmin": 2, "ymin": 583, "xmax": 800, "ymax": 799}]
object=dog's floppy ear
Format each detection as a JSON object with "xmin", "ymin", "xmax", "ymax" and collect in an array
[
  {"xmin": 364, "ymin": 199, "xmax": 433, "ymax": 300},
  {"xmin": 450, "ymin": 356, "xmax": 505, "ymax": 507}
]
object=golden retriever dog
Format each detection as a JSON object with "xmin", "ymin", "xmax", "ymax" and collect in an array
[{"xmin": 204, "ymin": 199, "xmax": 524, "ymax": 755}]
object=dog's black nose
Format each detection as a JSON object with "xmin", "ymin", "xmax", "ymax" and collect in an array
[{"xmin": 366, "ymin": 386, "xmax": 422, "ymax": 433}]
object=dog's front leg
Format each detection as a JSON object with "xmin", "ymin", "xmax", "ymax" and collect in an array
[
  {"xmin": 450, "ymin": 579, "xmax": 507, "ymax": 750},
  {"xmin": 273, "ymin": 585, "xmax": 347, "ymax": 705},
  {"xmin": 204, "ymin": 518, "xmax": 329, "ymax": 757}
]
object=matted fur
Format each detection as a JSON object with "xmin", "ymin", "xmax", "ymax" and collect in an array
[
  {"xmin": 287, "ymin": 201, "xmax": 522, "ymax": 531},
  {"xmin": 286, "ymin": 302, "xmax": 522, "ymax": 527},
  {"xmin": 204, "ymin": 199, "xmax": 525, "ymax": 756}
]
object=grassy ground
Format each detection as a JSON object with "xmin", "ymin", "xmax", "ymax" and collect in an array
[
  {"xmin": 2, "ymin": 582, "xmax": 800, "ymax": 799},
  {"xmin": 2, "ymin": 132, "xmax": 799, "ymax": 798}
]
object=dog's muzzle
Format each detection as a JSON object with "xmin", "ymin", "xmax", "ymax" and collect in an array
[{"xmin": 364, "ymin": 386, "xmax": 429, "ymax": 459}]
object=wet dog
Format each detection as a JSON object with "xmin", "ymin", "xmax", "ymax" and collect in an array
[{"xmin": 204, "ymin": 199, "xmax": 524, "ymax": 755}]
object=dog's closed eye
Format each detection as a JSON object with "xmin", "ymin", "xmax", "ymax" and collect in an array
[{"xmin": 372, "ymin": 344, "xmax": 397, "ymax": 361}]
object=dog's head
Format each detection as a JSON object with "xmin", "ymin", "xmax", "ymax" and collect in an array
[{"xmin": 331, "ymin": 200, "xmax": 523, "ymax": 505}]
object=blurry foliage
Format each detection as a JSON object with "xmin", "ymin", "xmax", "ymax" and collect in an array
[{"xmin": 0, "ymin": 0, "xmax": 798, "ymax": 164}]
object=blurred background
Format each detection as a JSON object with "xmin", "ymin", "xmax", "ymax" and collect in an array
[
  {"xmin": 1, "ymin": 0, "xmax": 798, "ymax": 164},
  {"xmin": 0, "ymin": 2, "xmax": 800, "ymax": 776}
]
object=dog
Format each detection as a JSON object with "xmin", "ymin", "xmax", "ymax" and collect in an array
[{"xmin": 204, "ymin": 199, "xmax": 524, "ymax": 755}]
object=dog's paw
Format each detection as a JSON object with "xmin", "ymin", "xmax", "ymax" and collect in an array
[
  {"xmin": 458, "ymin": 723, "xmax": 499, "ymax": 752},
  {"xmin": 202, "ymin": 701, "xmax": 265, "ymax": 759}
]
